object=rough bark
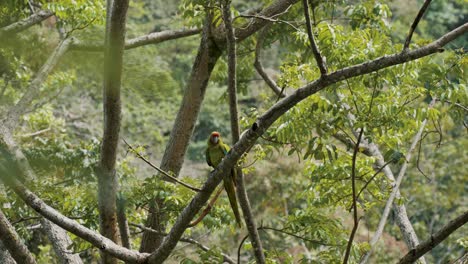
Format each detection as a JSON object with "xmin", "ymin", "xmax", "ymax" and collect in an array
[
  {"xmin": 398, "ymin": 210, "xmax": 468, "ymax": 264},
  {"xmin": 99, "ymin": 0, "xmax": 130, "ymax": 263},
  {"xmin": 0, "ymin": 241, "xmax": 16, "ymax": 264},
  {"xmin": 223, "ymin": 1, "xmax": 266, "ymax": 262},
  {"xmin": 139, "ymin": 15, "xmax": 222, "ymax": 253},
  {"xmin": 0, "ymin": 10, "xmax": 54, "ymax": 36},
  {"xmin": 145, "ymin": 23, "xmax": 467, "ymax": 264},
  {"xmin": 116, "ymin": 195, "xmax": 131, "ymax": 250},
  {"xmin": 41, "ymin": 219, "xmax": 83, "ymax": 264},
  {"xmin": 0, "ymin": 209, "xmax": 36, "ymax": 264}
]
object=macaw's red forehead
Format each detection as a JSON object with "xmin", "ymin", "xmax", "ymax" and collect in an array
[{"xmin": 211, "ymin": 131, "xmax": 220, "ymax": 137}]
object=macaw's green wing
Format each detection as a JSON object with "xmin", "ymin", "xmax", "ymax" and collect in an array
[
  {"xmin": 220, "ymin": 142, "xmax": 230, "ymax": 155},
  {"xmin": 223, "ymin": 174, "xmax": 242, "ymax": 227},
  {"xmin": 205, "ymin": 147, "xmax": 212, "ymax": 167}
]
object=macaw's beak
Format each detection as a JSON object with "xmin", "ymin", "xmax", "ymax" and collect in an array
[{"xmin": 212, "ymin": 136, "xmax": 219, "ymax": 144}]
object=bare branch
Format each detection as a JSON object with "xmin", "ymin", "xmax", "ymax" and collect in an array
[
  {"xmin": 302, "ymin": 0, "xmax": 327, "ymax": 75},
  {"xmin": 254, "ymin": 26, "xmax": 287, "ymax": 98},
  {"xmin": 71, "ymin": 28, "xmax": 202, "ymax": 51},
  {"xmin": 343, "ymin": 129, "xmax": 363, "ymax": 264},
  {"xmin": 147, "ymin": 23, "xmax": 467, "ymax": 264},
  {"xmin": 0, "ymin": 209, "xmax": 36, "ymax": 264},
  {"xmin": 188, "ymin": 186, "xmax": 223, "ymax": 227},
  {"xmin": 0, "ymin": 10, "xmax": 54, "ymax": 36},
  {"xmin": 398, "ymin": 210, "xmax": 468, "ymax": 264},
  {"xmin": 123, "ymin": 139, "xmax": 202, "ymax": 192},
  {"xmin": 3, "ymin": 38, "xmax": 73, "ymax": 132},
  {"xmin": 404, "ymin": 0, "xmax": 432, "ymax": 50}
]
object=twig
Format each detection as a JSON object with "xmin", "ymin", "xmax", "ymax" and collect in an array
[
  {"xmin": 398, "ymin": 210, "xmax": 468, "ymax": 264},
  {"xmin": 404, "ymin": 0, "xmax": 432, "ymax": 50},
  {"xmin": 130, "ymin": 222, "xmax": 235, "ymax": 264},
  {"xmin": 302, "ymin": 0, "xmax": 327, "ymax": 75},
  {"xmin": 122, "ymin": 139, "xmax": 202, "ymax": 192},
  {"xmin": 20, "ymin": 127, "xmax": 51, "ymax": 138},
  {"xmin": 188, "ymin": 186, "xmax": 224, "ymax": 227},
  {"xmin": 343, "ymin": 128, "xmax": 364, "ymax": 264},
  {"xmin": 355, "ymin": 158, "xmax": 395, "ymax": 202},
  {"xmin": 438, "ymin": 99, "xmax": 468, "ymax": 112},
  {"xmin": 254, "ymin": 26, "xmax": 287, "ymax": 98}
]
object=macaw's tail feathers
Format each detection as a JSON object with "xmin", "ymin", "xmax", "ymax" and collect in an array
[{"xmin": 223, "ymin": 175, "xmax": 242, "ymax": 228}]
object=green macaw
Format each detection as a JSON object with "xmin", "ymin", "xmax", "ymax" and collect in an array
[{"xmin": 205, "ymin": 131, "xmax": 242, "ymax": 227}]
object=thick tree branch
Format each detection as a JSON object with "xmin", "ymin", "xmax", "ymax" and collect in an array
[
  {"xmin": 71, "ymin": 28, "xmax": 202, "ymax": 51},
  {"xmin": 302, "ymin": 0, "xmax": 327, "ymax": 74},
  {"xmin": 398, "ymin": 210, "xmax": 468, "ymax": 264},
  {"xmin": 41, "ymin": 219, "xmax": 84, "ymax": 264},
  {"xmin": 0, "ymin": 10, "xmax": 54, "ymax": 36},
  {"xmin": 404, "ymin": 0, "xmax": 432, "ymax": 50},
  {"xmin": 0, "ymin": 209, "xmax": 36, "ymax": 264},
  {"xmin": 99, "ymin": 0, "xmax": 130, "ymax": 263},
  {"xmin": 223, "ymin": 0, "xmax": 266, "ymax": 263},
  {"xmin": 147, "ymin": 23, "xmax": 466, "ymax": 264},
  {"xmin": 254, "ymin": 26, "xmax": 287, "ymax": 98}
]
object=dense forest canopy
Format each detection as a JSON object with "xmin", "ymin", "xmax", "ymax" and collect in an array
[{"xmin": 0, "ymin": 0, "xmax": 467, "ymax": 263}]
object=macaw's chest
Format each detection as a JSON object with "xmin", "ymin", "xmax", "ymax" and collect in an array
[{"xmin": 207, "ymin": 144, "xmax": 229, "ymax": 167}]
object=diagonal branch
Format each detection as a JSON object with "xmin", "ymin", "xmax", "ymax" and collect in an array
[
  {"xmin": 302, "ymin": 0, "xmax": 327, "ymax": 75},
  {"xmin": 123, "ymin": 139, "xmax": 202, "ymax": 192},
  {"xmin": 398, "ymin": 210, "xmax": 468, "ymax": 264},
  {"xmin": 3, "ymin": 38, "xmax": 73, "ymax": 132},
  {"xmin": 71, "ymin": 28, "xmax": 202, "ymax": 51},
  {"xmin": 146, "ymin": 23, "xmax": 467, "ymax": 264},
  {"xmin": 0, "ymin": 209, "xmax": 37, "ymax": 264},
  {"xmin": 343, "ymin": 129, "xmax": 364, "ymax": 264},
  {"xmin": 254, "ymin": 26, "xmax": 287, "ymax": 98},
  {"xmin": 0, "ymin": 10, "xmax": 54, "ymax": 36},
  {"xmin": 222, "ymin": 0, "xmax": 266, "ymax": 263},
  {"xmin": 403, "ymin": 0, "xmax": 432, "ymax": 50}
]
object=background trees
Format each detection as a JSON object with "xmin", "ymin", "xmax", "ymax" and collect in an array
[{"xmin": 0, "ymin": 0, "xmax": 466, "ymax": 263}]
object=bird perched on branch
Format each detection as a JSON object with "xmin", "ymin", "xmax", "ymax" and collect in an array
[{"xmin": 205, "ymin": 131, "xmax": 242, "ymax": 227}]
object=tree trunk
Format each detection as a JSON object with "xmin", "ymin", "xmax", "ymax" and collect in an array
[
  {"xmin": 139, "ymin": 16, "xmax": 222, "ymax": 252},
  {"xmin": 99, "ymin": 0, "xmax": 130, "ymax": 263}
]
